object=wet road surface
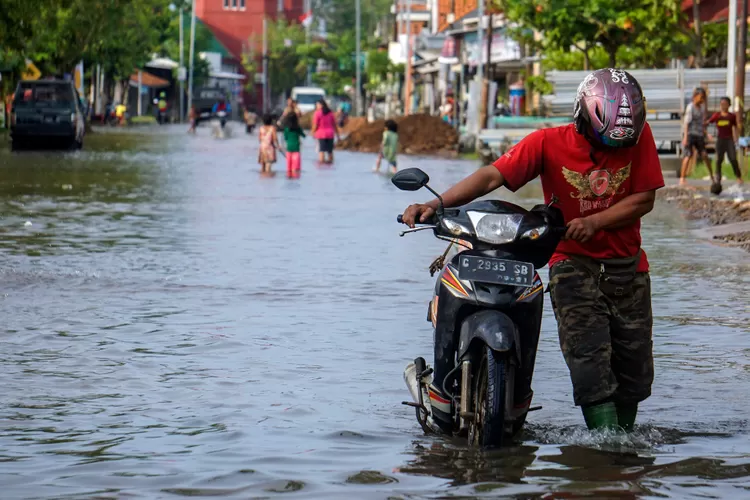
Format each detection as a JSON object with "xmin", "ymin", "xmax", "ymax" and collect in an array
[{"xmin": 1, "ymin": 124, "xmax": 749, "ymax": 499}]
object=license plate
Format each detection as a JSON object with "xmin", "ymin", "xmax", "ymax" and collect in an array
[
  {"xmin": 201, "ymin": 112, "xmax": 210, "ymax": 118},
  {"xmin": 458, "ymin": 255, "xmax": 534, "ymax": 286}
]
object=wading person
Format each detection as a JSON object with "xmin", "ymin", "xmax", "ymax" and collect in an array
[
  {"xmin": 282, "ymin": 113, "xmax": 305, "ymax": 178},
  {"xmin": 680, "ymin": 88, "xmax": 714, "ymax": 186},
  {"xmin": 708, "ymin": 97, "xmax": 743, "ymax": 186},
  {"xmin": 311, "ymin": 99, "xmax": 340, "ymax": 164},
  {"xmin": 374, "ymin": 119, "xmax": 399, "ymax": 174},
  {"xmin": 402, "ymin": 68, "xmax": 664, "ymax": 432},
  {"xmin": 278, "ymin": 98, "xmax": 301, "ymax": 128},
  {"xmin": 258, "ymin": 114, "xmax": 279, "ymax": 174}
]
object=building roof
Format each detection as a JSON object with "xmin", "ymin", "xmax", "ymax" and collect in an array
[
  {"xmin": 682, "ymin": 0, "xmax": 741, "ymax": 23},
  {"xmin": 129, "ymin": 70, "xmax": 170, "ymax": 89},
  {"xmin": 146, "ymin": 57, "xmax": 179, "ymax": 70}
]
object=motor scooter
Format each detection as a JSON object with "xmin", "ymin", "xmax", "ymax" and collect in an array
[{"xmin": 393, "ymin": 168, "xmax": 565, "ymax": 447}]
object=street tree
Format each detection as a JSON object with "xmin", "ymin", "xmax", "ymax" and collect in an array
[{"xmin": 498, "ymin": 0, "xmax": 691, "ymax": 68}]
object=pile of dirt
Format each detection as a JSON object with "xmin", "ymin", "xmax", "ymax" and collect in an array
[
  {"xmin": 341, "ymin": 116, "xmax": 366, "ymax": 135},
  {"xmin": 714, "ymin": 231, "xmax": 750, "ymax": 251},
  {"xmin": 336, "ymin": 114, "xmax": 458, "ymax": 156},
  {"xmin": 660, "ymin": 186, "xmax": 750, "ymax": 253},
  {"xmin": 659, "ymin": 187, "xmax": 750, "ymax": 226},
  {"xmin": 299, "ymin": 111, "xmax": 314, "ymax": 130}
]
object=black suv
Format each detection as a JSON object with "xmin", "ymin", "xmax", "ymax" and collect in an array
[
  {"xmin": 10, "ymin": 80, "xmax": 86, "ymax": 150},
  {"xmin": 193, "ymin": 87, "xmax": 227, "ymax": 124}
]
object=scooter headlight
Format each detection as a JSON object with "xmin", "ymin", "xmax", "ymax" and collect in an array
[{"xmin": 467, "ymin": 212, "xmax": 523, "ymax": 245}]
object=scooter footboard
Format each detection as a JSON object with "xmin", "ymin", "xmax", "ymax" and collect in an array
[{"xmin": 457, "ymin": 310, "xmax": 520, "ymax": 361}]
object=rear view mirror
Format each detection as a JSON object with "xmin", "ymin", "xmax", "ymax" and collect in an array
[{"xmin": 391, "ymin": 168, "xmax": 430, "ymax": 191}]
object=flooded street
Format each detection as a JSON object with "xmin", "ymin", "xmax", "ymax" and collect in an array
[{"xmin": 1, "ymin": 124, "xmax": 749, "ymax": 499}]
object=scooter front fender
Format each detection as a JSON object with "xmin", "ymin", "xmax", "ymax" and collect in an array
[{"xmin": 457, "ymin": 310, "xmax": 520, "ymax": 362}]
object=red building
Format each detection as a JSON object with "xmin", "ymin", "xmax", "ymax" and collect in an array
[
  {"xmin": 196, "ymin": 0, "xmax": 305, "ymax": 109},
  {"xmin": 682, "ymin": 0, "xmax": 744, "ymax": 24}
]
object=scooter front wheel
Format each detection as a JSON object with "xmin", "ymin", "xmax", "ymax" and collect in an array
[{"xmin": 468, "ymin": 346, "xmax": 508, "ymax": 448}]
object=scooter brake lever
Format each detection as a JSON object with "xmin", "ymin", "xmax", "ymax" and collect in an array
[{"xmin": 399, "ymin": 225, "xmax": 436, "ymax": 237}]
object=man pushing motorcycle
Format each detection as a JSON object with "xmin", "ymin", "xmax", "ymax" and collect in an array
[{"xmin": 402, "ymin": 69, "xmax": 664, "ymax": 431}]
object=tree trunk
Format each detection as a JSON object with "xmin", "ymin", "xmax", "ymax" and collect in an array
[
  {"xmin": 735, "ymin": 0, "xmax": 747, "ymax": 135},
  {"xmin": 574, "ymin": 43, "xmax": 591, "ymax": 70},
  {"xmin": 693, "ymin": 0, "xmax": 703, "ymax": 68},
  {"xmin": 583, "ymin": 47, "xmax": 591, "ymax": 71},
  {"xmin": 607, "ymin": 45, "xmax": 617, "ymax": 68}
]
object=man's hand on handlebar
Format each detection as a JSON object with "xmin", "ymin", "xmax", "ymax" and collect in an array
[{"xmin": 402, "ymin": 204, "xmax": 436, "ymax": 228}]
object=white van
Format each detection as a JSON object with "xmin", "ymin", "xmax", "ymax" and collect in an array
[{"xmin": 291, "ymin": 87, "xmax": 326, "ymax": 114}]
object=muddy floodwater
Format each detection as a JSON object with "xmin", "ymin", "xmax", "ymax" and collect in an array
[{"xmin": 1, "ymin": 125, "xmax": 749, "ymax": 499}]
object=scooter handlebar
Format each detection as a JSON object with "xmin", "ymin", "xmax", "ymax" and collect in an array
[{"xmin": 397, "ymin": 213, "xmax": 437, "ymax": 225}]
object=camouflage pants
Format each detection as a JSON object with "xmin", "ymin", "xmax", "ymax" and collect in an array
[{"xmin": 549, "ymin": 258, "xmax": 654, "ymax": 407}]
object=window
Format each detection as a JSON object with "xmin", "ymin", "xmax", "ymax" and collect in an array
[
  {"xmin": 231, "ymin": 0, "xmax": 237, "ymax": 8},
  {"xmin": 223, "ymin": 0, "xmax": 228, "ymax": 8},
  {"xmin": 239, "ymin": 0, "xmax": 245, "ymax": 9}
]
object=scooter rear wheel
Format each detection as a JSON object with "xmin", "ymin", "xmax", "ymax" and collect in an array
[{"xmin": 468, "ymin": 346, "xmax": 508, "ymax": 448}]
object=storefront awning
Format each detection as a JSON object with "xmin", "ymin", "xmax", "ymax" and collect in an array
[
  {"xmin": 129, "ymin": 70, "xmax": 170, "ymax": 89},
  {"xmin": 209, "ymin": 71, "xmax": 245, "ymax": 81}
]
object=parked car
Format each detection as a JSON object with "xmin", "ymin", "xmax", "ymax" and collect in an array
[
  {"xmin": 291, "ymin": 86, "xmax": 326, "ymax": 114},
  {"xmin": 10, "ymin": 80, "xmax": 85, "ymax": 150},
  {"xmin": 192, "ymin": 87, "xmax": 227, "ymax": 124}
]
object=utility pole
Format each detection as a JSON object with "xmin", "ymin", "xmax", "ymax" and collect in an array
[
  {"xmin": 355, "ymin": 0, "xmax": 362, "ymax": 116},
  {"xmin": 179, "ymin": 6, "xmax": 184, "ymax": 122},
  {"xmin": 305, "ymin": 0, "xmax": 312, "ymax": 86},
  {"xmin": 480, "ymin": 12, "xmax": 493, "ymax": 129},
  {"xmin": 187, "ymin": 0, "xmax": 196, "ymax": 121},
  {"xmin": 736, "ymin": 0, "xmax": 748, "ymax": 135},
  {"xmin": 693, "ymin": 0, "xmax": 702, "ymax": 68},
  {"xmin": 476, "ymin": 0, "xmax": 486, "ymax": 133},
  {"xmin": 476, "ymin": 0, "xmax": 484, "ymax": 81},
  {"xmin": 263, "ymin": 17, "xmax": 269, "ymax": 113},
  {"xmin": 404, "ymin": 0, "xmax": 412, "ymax": 116},
  {"xmin": 728, "ymin": 0, "xmax": 737, "ymax": 103},
  {"xmin": 397, "ymin": 0, "xmax": 402, "ymax": 44}
]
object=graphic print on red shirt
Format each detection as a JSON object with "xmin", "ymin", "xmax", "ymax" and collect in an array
[
  {"xmin": 707, "ymin": 112, "xmax": 736, "ymax": 139},
  {"xmin": 493, "ymin": 123, "xmax": 665, "ymax": 272}
]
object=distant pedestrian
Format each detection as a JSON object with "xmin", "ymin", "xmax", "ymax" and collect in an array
[
  {"xmin": 312, "ymin": 99, "xmax": 340, "ymax": 164},
  {"xmin": 443, "ymin": 97, "xmax": 455, "ymax": 124},
  {"xmin": 187, "ymin": 105, "xmax": 197, "ymax": 134},
  {"xmin": 283, "ymin": 113, "xmax": 305, "ymax": 178},
  {"xmin": 278, "ymin": 98, "xmax": 301, "ymax": 128},
  {"xmin": 258, "ymin": 114, "xmax": 279, "ymax": 174},
  {"xmin": 374, "ymin": 119, "xmax": 399, "ymax": 174},
  {"xmin": 680, "ymin": 88, "xmax": 714, "ymax": 186},
  {"xmin": 708, "ymin": 96, "xmax": 743, "ymax": 185},
  {"xmin": 244, "ymin": 106, "xmax": 257, "ymax": 134},
  {"xmin": 115, "ymin": 102, "xmax": 127, "ymax": 126}
]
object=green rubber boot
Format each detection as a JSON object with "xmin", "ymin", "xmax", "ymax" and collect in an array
[
  {"xmin": 581, "ymin": 401, "xmax": 619, "ymax": 430},
  {"xmin": 616, "ymin": 403, "xmax": 638, "ymax": 432}
]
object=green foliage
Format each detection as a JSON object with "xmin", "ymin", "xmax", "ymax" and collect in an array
[
  {"xmin": 0, "ymin": 0, "xmax": 66, "ymax": 52},
  {"xmin": 0, "ymin": 0, "xmax": 176, "ymax": 80},
  {"xmin": 525, "ymin": 74, "xmax": 553, "ymax": 95},
  {"xmin": 313, "ymin": 0, "xmax": 392, "ymax": 43},
  {"xmin": 498, "ymin": 0, "xmax": 691, "ymax": 68},
  {"xmin": 702, "ymin": 23, "xmax": 728, "ymax": 67},
  {"xmin": 312, "ymin": 71, "xmax": 348, "ymax": 96},
  {"xmin": 244, "ymin": 19, "xmax": 308, "ymax": 95}
]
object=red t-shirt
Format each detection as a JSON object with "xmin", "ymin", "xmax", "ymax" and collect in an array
[
  {"xmin": 708, "ymin": 112, "xmax": 736, "ymax": 139},
  {"xmin": 493, "ymin": 123, "xmax": 664, "ymax": 272}
]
